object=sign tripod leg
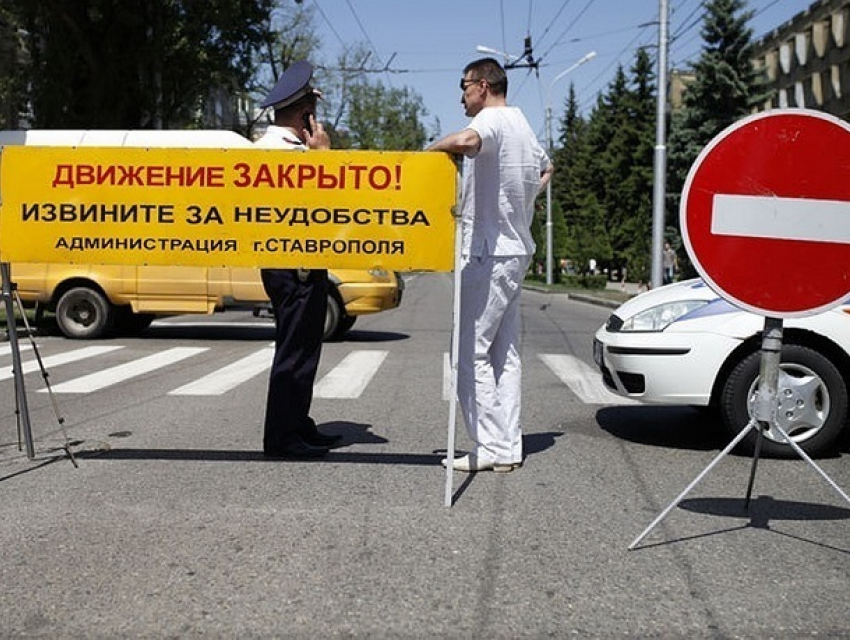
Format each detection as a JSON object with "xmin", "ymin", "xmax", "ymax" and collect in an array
[
  {"xmin": 1, "ymin": 262, "xmax": 35, "ymax": 459},
  {"xmin": 1, "ymin": 262, "xmax": 77, "ymax": 467},
  {"xmin": 629, "ymin": 316, "xmax": 850, "ymax": 550}
]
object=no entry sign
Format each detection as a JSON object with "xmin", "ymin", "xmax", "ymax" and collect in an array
[{"xmin": 680, "ymin": 109, "xmax": 850, "ymax": 318}]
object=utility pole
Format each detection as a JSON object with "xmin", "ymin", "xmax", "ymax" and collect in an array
[{"xmin": 650, "ymin": 0, "xmax": 669, "ymax": 289}]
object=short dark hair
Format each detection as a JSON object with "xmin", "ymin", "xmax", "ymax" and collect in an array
[
  {"xmin": 463, "ymin": 57, "xmax": 508, "ymax": 97},
  {"xmin": 274, "ymin": 93, "xmax": 318, "ymax": 119}
]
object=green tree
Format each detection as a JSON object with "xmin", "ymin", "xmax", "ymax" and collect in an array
[
  {"xmin": 340, "ymin": 80, "xmax": 428, "ymax": 150},
  {"xmin": 618, "ymin": 47, "xmax": 657, "ymax": 284},
  {"xmin": 667, "ymin": 0, "xmax": 767, "ymax": 274},
  {"xmin": 551, "ymin": 84, "xmax": 611, "ymax": 276},
  {"xmin": 0, "ymin": 6, "xmax": 27, "ymax": 128},
  {"xmin": 8, "ymin": 0, "xmax": 274, "ymax": 130},
  {"xmin": 581, "ymin": 71, "xmax": 633, "ymax": 277},
  {"xmin": 249, "ymin": 0, "xmax": 320, "ymax": 137}
]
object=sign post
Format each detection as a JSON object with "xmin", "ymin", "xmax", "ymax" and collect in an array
[{"xmin": 631, "ymin": 110, "xmax": 850, "ymax": 549}]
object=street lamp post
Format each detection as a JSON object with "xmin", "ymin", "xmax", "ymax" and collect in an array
[
  {"xmin": 650, "ymin": 0, "xmax": 670, "ymax": 289},
  {"xmin": 545, "ymin": 51, "xmax": 596, "ymax": 285}
]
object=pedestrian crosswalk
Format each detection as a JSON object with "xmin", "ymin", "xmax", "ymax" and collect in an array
[{"xmin": 0, "ymin": 342, "xmax": 634, "ymax": 405}]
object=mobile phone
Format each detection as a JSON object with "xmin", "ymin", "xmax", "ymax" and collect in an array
[{"xmin": 302, "ymin": 113, "xmax": 313, "ymax": 135}]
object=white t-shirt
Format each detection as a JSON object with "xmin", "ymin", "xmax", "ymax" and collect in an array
[
  {"xmin": 462, "ymin": 106, "xmax": 550, "ymax": 257},
  {"xmin": 254, "ymin": 125, "xmax": 306, "ymax": 150}
]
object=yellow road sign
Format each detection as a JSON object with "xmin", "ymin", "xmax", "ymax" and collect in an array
[{"xmin": 0, "ymin": 146, "xmax": 457, "ymax": 271}]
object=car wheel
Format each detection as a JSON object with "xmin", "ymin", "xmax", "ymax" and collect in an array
[
  {"xmin": 55, "ymin": 286, "xmax": 115, "ymax": 339},
  {"xmin": 720, "ymin": 344, "xmax": 848, "ymax": 458}
]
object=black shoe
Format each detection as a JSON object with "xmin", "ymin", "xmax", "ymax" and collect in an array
[
  {"xmin": 300, "ymin": 428, "xmax": 343, "ymax": 447},
  {"xmin": 263, "ymin": 439, "xmax": 329, "ymax": 459},
  {"xmin": 300, "ymin": 418, "xmax": 343, "ymax": 447}
]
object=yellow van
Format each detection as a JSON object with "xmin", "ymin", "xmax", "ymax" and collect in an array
[
  {"xmin": 1, "ymin": 130, "xmax": 402, "ymax": 340},
  {"xmin": 9, "ymin": 262, "xmax": 401, "ymax": 340}
]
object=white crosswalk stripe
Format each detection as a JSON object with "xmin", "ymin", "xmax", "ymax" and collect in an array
[
  {"xmin": 0, "ymin": 343, "xmax": 32, "ymax": 357},
  {"xmin": 538, "ymin": 353, "xmax": 639, "ymax": 405},
  {"xmin": 314, "ymin": 350, "xmax": 388, "ymax": 399},
  {"xmin": 44, "ymin": 347, "xmax": 208, "ymax": 394},
  {"xmin": 2, "ymin": 341, "xmax": 632, "ymax": 404},
  {"xmin": 169, "ymin": 345, "xmax": 274, "ymax": 396},
  {"xmin": 0, "ymin": 345, "xmax": 124, "ymax": 381}
]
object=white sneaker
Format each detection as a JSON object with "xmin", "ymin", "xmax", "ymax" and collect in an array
[{"xmin": 441, "ymin": 453, "xmax": 522, "ymax": 473}]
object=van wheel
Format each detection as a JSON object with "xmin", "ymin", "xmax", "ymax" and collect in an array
[
  {"xmin": 338, "ymin": 315, "xmax": 356, "ymax": 335},
  {"xmin": 323, "ymin": 292, "xmax": 343, "ymax": 342},
  {"xmin": 55, "ymin": 286, "xmax": 115, "ymax": 339}
]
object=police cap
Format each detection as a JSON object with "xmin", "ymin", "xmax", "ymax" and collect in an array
[{"xmin": 260, "ymin": 61, "xmax": 322, "ymax": 110}]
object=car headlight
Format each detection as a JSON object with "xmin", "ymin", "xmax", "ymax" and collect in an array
[{"xmin": 619, "ymin": 300, "xmax": 709, "ymax": 332}]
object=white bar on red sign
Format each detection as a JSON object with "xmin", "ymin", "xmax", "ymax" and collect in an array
[{"xmin": 711, "ymin": 194, "xmax": 850, "ymax": 243}]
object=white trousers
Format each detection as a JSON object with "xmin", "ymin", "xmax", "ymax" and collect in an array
[{"xmin": 457, "ymin": 254, "xmax": 530, "ymax": 464}]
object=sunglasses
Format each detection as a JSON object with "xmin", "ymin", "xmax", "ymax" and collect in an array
[{"xmin": 460, "ymin": 78, "xmax": 481, "ymax": 91}]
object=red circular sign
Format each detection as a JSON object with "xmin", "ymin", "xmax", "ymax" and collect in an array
[{"xmin": 681, "ymin": 109, "xmax": 850, "ymax": 318}]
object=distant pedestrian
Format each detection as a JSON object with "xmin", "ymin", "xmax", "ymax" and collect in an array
[
  {"xmin": 427, "ymin": 57, "xmax": 553, "ymax": 473},
  {"xmin": 662, "ymin": 242, "xmax": 678, "ymax": 285}
]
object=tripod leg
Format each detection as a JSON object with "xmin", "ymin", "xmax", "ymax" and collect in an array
[
  {"xmin": 1, "ymin": 263, "xmax": 35, "ymax": 458},
  {"xmin": 744, "ymin": 423, "xmax": 765, "ymax": 511},
  {"xmin": 746, "ymin": 317, "xmax": 783, "ymax": 512},
  {"xmin": 629, "ymin": 418, "xmax": 759, "ymax": 550},
  {"xmin": 772, "ymin": 424, "xmax": 850, "ymax": 508},
  {"xmin": 12, "ymin": 288, "xmax": 77, "ymax": 468}
]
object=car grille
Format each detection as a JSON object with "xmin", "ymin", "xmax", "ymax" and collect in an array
[
  {"xmin": 618, "ymin": 371, "xmax": 645, "ymax": 393},
  {"xmin": 600, "ymin": 364, "xmax": 616, "ymax": 390},
  {"xmin": 600, "ymin": 364, "xmax": 645, "ymax": 394}
]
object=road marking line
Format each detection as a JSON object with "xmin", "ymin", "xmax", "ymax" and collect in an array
[
  {"xmin": 44, "ymin": 347, "xmax": 207, "ymax": 393},
  {"xmin": 169, "ymin": 345, "xmax": 274, "ymax": 396},
  {"xmin": 712, "ymin": 194, "xmax": 850, "ymax": 243},
  {"xmin": 0, "ymin": 343, "xmax": 32, "ymax": 357},
  {"xmin": 314, "ymin": 350, "xmax": 388, "ymax": 399},
  {"xmin": 0, "ymin": 345, "xmax": 124, "ymax": 381},
  {"xmin": 538, "ymin": 354, "xmax": 638, "ymax": 405}
]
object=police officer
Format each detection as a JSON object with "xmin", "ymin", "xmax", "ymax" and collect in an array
[{"xmin": 256, "ymin": 61, "xmax": 341, "ymax": 458}]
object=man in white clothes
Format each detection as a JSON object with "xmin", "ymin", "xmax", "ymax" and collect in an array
[{"xmin": 428, "ymin": 57, "xmax": 553, "ymax": 472}]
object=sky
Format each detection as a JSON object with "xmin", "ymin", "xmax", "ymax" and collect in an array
[{"xmin": 307, "ymin": 0, "xmax": 817, "ymax": 143}]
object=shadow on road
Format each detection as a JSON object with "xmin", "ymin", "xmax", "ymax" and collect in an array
[
  {"xmin": 681, "ymin": 494, "xmax": 850, "ymax": 523},
  {"xmin": 596, "ymin": 405, "xmax": 728, "ymax": 452}
]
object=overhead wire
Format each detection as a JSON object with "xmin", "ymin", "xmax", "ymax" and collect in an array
[
  {"xmin": 344, "ymin": 0, "xmax": 385, "ymax": 69},
  {"xmin": 534, "ymin": 0, "xmax": 575, "ymax": 53},
  {"xmin": 538, "ymin": 0, "xmax": 600, "ymax": 63},
  {"xmin": 311, "ymin": 0, "xmax": 347, "ymax": 49}
]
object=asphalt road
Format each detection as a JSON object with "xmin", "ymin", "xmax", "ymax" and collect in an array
[{"xmin": 1, "ymin": 273, "xmax": 848, "ymax": 638}]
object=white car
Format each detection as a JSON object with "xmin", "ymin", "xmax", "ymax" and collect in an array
[{"xmin": 593, "ymin": 278, "xmax": 850, "ymax": 458}]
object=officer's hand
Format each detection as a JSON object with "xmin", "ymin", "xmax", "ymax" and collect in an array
[{"xmin": 305, "ymin": 115, "xmax": 331, "ymax": 150}]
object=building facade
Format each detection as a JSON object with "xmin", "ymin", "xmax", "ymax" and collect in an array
[{"xmin": 752, "ymin": 0, "xmax": 850, "ymax": 120}]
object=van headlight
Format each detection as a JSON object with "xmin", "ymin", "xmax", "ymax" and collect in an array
[{"xmin": 620, "ymin": 300, "xmax": 709, "ymax": 332}]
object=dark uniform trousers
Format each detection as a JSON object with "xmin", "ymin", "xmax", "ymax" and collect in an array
[{"xmin": 261, "ymin": 268, "xmax": 329, "ymax": 450}]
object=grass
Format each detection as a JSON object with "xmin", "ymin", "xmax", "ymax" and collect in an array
[{"xmin": 0, "ymin": 301, "xmax": 41, "ymax": 333}]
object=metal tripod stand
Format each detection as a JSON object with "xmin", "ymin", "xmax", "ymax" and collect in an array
[
  {"xmin": 1, "ymin": 262, "xmax": 77, "ymax": 467},
  {"xmin": 629, "ymin": 316, "xmax": 850, "ymax": 550}
]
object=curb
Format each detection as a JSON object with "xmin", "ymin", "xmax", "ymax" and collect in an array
[{"xmin": 523, "ymin": 284, "xmax": 623, "ymax": 309}]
